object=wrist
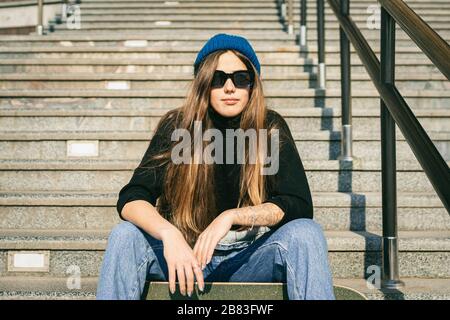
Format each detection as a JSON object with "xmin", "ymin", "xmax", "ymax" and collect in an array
[
  {"xmin": 160, "ymin": 226, "xmax": 181, "ymax": 242},
  {"xmin": 222, "ymin": 210, "xmax": 236, "ymax": 225}
]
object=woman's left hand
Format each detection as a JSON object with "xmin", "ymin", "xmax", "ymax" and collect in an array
[{"xmin": 193, "ymin": 211, "xmax": 235, "ymax": 270}]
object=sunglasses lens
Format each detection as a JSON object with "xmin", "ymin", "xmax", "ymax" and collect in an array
[
  {"xmin": 234, "ymin": 71, "xmax": 252, "ymax": 88},
  {"xmin": 211, "ymin": 71, "xmax": 226, "ymax": 88},
  {"xmin": 211, "ymin": 71, "xmax": 253, "ymax": 89}
]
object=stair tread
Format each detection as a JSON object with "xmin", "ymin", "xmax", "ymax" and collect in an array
[
  {"xmin": 0, "ymin": 57, "xmax": 442, "ymax": 65},
  {"xmin": 49, "ymin": 18, "xmax": 450, "ymax": 25},
  {"xmin": 0, "ymin": 34, "xmax": 295, "ymax": 41},
  {"xmin": 0, "ymin": 46, "xmax": 303, "ymax": 52},
  {"xmin": 1, "ymin": 105, "xmax": 449, "ymax": 117},
  {"xmin": 1, "ymin": 89, "xmax": 449, "ymax": 97},
  {"xmin": 0, "ymin": 190, "xmax": 445, "ymax": 207},
  {"xmin": 0, "ymin": 34, "xmax": 442, "ymax": 43},
  {"xmin": 1, "ymin": 158, "xmax": 448, "ymax": 171},
  {"xmin": 0, "ymin": 229, "xmax": 448, "ymax": 251},
  {"xmin": 0, "ymin": 72, "xmax": 447, "ymax": 81},
  {"xmin": 1, "ymin": 130, "xmax": 449, "ymax": 141}
]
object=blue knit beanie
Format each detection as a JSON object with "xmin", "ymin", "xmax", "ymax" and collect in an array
[{"xmin": 194, "ymin": 33, "xmax": 260, "ymax": 76}]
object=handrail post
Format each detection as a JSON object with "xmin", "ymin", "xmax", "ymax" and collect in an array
[
  {"xmin": 61, "ymin": 0, "xmax": 68, "ymax": 23},
  {"xmin": 279, "ymin": 1, "xmax": 287, "ymax": 32},
  {"xmin": 36, "ymin": 0, "xmax": 44, "ymax": 35},
  {"xmin": 287, "ymin": 0, "xmax": 294, "ymax": 34},
  {"xmin": 317, "ymin": 0, "xmax": 326, "ymax": 89},
  {"xmin": 300, "ymin": 0, "xmax": 307, "ymax": 47},
  {"xmin": 337, "ymin": 0, "xmax": 353, "ymax": 161},
  {"xmin": 380, "ymin": 6, "xmax": 405, "ymax": 290}
]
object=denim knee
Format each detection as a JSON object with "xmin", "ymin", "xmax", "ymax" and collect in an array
[
  {"xmin": 108, "ymin": 221, "xmax": 143, "ymax": 248},
  {"xmin": 275, "ymin": 218, "xmax": 327, "ymax": 249}
]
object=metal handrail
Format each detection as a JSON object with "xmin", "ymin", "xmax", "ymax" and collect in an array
[
  {"xmin": 379, "ymin": 0, "xmax": 450, "ymax": 80},
  {"xmin": 317, "ymin": 0, "xmax": 450, "ymax": 289},
  {"xmin": 326, "ymin": 0, "xmax": 450, "ymax": 215}
]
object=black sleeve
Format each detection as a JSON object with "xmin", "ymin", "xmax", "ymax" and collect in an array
[
  {"xmin": 263, "ymin": 110, "xmax": 314, "ymax": 229},
  {"xmin": 116, "ymin": 112, "xmax": 175, "ymax": 220}
]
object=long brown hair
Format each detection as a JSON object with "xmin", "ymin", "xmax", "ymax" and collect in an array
[{"xmin": 140, "ymin": 49, "xmax": 279, "ymax": 247}]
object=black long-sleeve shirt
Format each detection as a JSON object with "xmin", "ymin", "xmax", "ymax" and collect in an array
[{"xmin": 116, "ymin": 106, "xmax": 313, "ymax": 231}]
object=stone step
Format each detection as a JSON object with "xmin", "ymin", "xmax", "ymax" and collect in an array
[
  {"xmin": 76, "ymin": 8, "xmax": 450, "ymax": 15},
  {"xmin": 0, "ymin": 230, "xmax": 448, "ymax": 278},
  {"xmin": 49, "ymin": 20, "xmax": 450, "ymax": 31},
  {"xmin": 0, "ymin": 106, "xmax": 448, "ymax": 134},
  {"xmin": 1, "ymin": 158, "xmax": 448, "ymax": 172},
  {"xmin": 0, "ymin": 88, "xmax": 448, "ymax": 110},
  {"xmin": 9, "ymin": 32, "xmax": 440, "ymax": 50},
  {"xmin": 0, "ymin": 32, "xmax": 297, "ymax": 41},
  {"xmin": 0, "ymin": 130, "xmax": 449, "ymax": 161},
  {"xmin": 1, "ymin": 277, "xmax": 450, "ymax": 300},
  {"xmin": 46, "ymin": 21, "xmax": 449, "ymax": 34},
  {"xmin": 0, "ymin": 70, "xmax": 386, "ymax": 80},
  {"xmin": 0, "ymin": 33, "xmax": 444, "ymax": 46},
  {"xmin": 0, "ymin": 191, "xmax": 447, "ymax": 232},
  {"xmin": 49, "ymin": 11, "xmax": 450, "ymax": 21},
  {"xmin": 0, "ymin": 276, "xmax": 97, "ymax": 300},
  {"xmin": 4, "ymin": 32, "xmax": 449, "ymax": 46},
  {"xmin": 1, "ymin": 54, "xmax": 438, "ymax": 67},
  {"xmin": 0, "ymin": 43, "xmax": 444, "ymax": 54},
  {"xmin": 58, "ymin": 15, "xmax": 450, "ymax": 24},
  {"xmin": 74, "ymin": 1, "xmax": 450, "ymax": 10},
  {"xmin": 1, "ymin": 46, "xmax": 448, "ymax": 63},
  {"xmin": 0, "ymin": 190, "xmax": 443, "ymax": 208},
  {"xmin": 0, "ymin": 129, "xmax": 449, "ymax": 160},
  {"xmin": 46, "ymin": 32, "xmax": 448, "ymax": 46},
  {"xmin": 2, "ymin": 276, "xmax": 449, "ymax": 300},
  {"xmin": 1, "ymin": 159, "xmax": 448, "ymax": 193},
  {"xmin": 36, "ymin": 29, "xmax": 291, "ymax": 36},
  {"xmin": 1, "ymin": 72, "xmax": 447, "ymax": 91},
  {"xmin": 0, "ymin": 37, "xmax": 298, "ymax": 47},
  {"xmin": 0, "ymin": 58, "xmax": 444, "ymax": 75},
  {"xmin": 2, "ymin": 54, "xmax": 439, "ymax": 65},
  {"xmin": 50, "ymin": 22, "xmax": 288, "ymax": 30},
  {"xmin": 0, "ymin": 40, "xmax": 443, "ymax": 51},
  {"xmin": 44, "ymin": 35, "xmax": 448, "ymax": 50},
  {"xmin": 0, "ymin": 46, "xmax": 439, "ymax": 58}
]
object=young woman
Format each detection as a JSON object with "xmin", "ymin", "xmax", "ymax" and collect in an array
[{"xmin": 96, "ymin": 33, "xmax": 335, "ymax": 300}]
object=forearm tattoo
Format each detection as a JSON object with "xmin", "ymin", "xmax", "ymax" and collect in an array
[{"xmin": 230, "ymin": 203, "xmax": 285, "ymax": 228}]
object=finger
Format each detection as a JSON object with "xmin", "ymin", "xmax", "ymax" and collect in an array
[
  {"xmin": 205, "ymin": 238, "xmax": 218, "ymax": 265},
  {"xmin": 200, "ymin": 234, "xmax": 212, "ymax": 268},
  {"xmin": 176, "ymin": 264, "xmax": 186, "ymax": 296},
  {"xmin": 196, "ymin": 235, "xmax": 208, "ymax": 269},
  {"xmin": 168, "ymin": 263, "xmax": 176, "ymax": 294},
  {"xmin": 184, "ymin": 264, "xmax": 195, "ymax": 297},
  {"xmin": 192, "ymin": 262, "xmax": 205, "ymax": 292},
  {"xmin": 193, "ymin": 240, "xmax": 201, "ymax": 264}
]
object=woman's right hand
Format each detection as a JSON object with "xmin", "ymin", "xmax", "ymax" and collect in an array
[{"xmin": 160, "ymin": 228, "xmax": 205, "ymax": 297}]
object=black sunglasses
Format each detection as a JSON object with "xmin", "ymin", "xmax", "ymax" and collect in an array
[{"xmin": 211, "ymin": 70, "xmax": 254, "ymax": 89}]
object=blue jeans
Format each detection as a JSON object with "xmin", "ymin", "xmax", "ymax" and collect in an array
[{"xmin": 96, "ymin": 218, "xmax": 335, "ymax": 300}]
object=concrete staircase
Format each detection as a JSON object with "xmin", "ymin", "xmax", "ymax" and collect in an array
[{"xmin": 0, "ymin": 0, "xmax": 449, "ymax": 299}]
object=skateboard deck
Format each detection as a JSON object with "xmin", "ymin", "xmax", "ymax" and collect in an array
[{"xmin": 145, "ymin": 282, "xmax": 368, "ymax": 300}]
